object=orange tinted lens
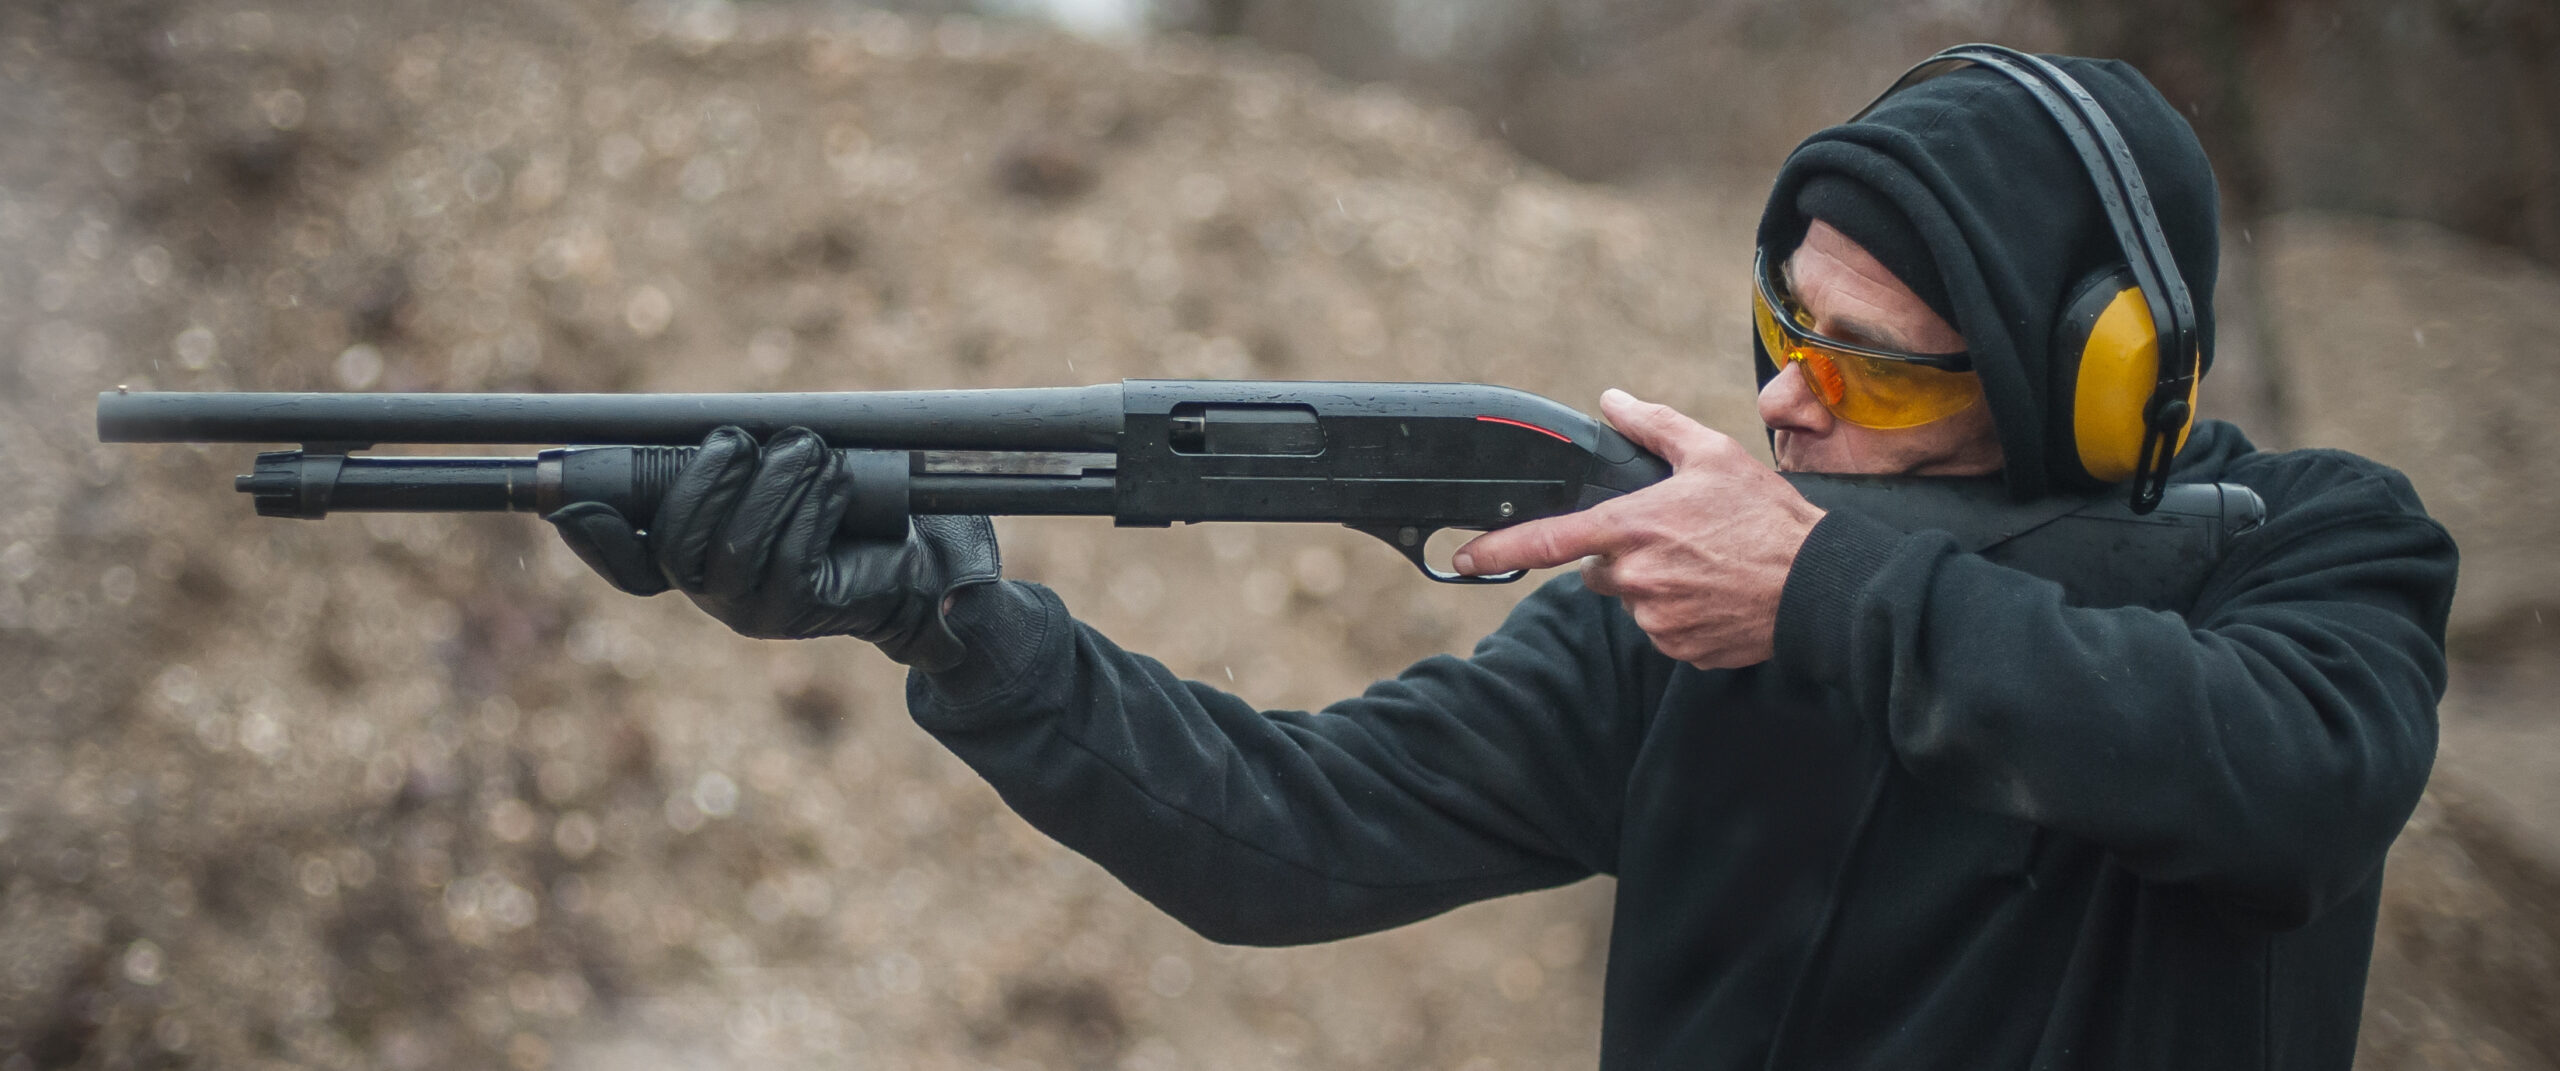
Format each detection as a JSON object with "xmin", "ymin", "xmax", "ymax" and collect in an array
[
  {"xmin": 1821, "ymin": 349, "xmax": 1983, "ymax": 429},
  {"xmin": 1755, "ymin": 273, "xmax": 1980, "ymax": 429},
  {"xmin": 1752, "ymin": 289, "xmax": 1787, "ymax": 362}
]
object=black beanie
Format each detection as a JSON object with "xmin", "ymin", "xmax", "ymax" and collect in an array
[
  {"xmin": 1753, "ymin": 53, "xmax": 2220, "ymax": 498},
  {"xmin": 1792, "ymin": 174, "xmax": 1957, "ymax": 331}
]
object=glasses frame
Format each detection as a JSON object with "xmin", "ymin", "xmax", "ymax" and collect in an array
[{"xmin": 1753, "ymin": 249, "xmax": 1974, "ymax": 373}]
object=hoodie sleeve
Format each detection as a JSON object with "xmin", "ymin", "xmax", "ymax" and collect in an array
[
  {"xmin": 901, "ymin": 573, "xmax": 1651, "ymax": 946},
  {"xmin": 1773, "ymin": 451, "xmax": 2457, "ymax": 929}
]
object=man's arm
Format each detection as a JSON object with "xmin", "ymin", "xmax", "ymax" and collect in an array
[
  {"xmin": 542, "ymin": 424, "xmax": 1651, "ymax": 944},
  {"xmin": 1458, "ymin": 393, "xmax": 2456, "ymax": 929},
  {"xmin": 908, "ymin": 572, "xmax": 1657, "ymax": 945},
  {"xmin": 1774, "ymin": 449, "xmax": 2455, "ymax": 928}
]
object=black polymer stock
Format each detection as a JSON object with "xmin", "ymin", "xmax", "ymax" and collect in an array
[{"xmin": 95, "ymin": 380, "xmax": 2263, "ymax": 607}]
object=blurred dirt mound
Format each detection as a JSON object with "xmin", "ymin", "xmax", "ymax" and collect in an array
[
  {"xmin": 2261, "ymin": 213, "xmax": 2560, "ymax": 1069},
  {"xmin": 2266, "ymin": 213, "xmax": 2560, "ymax": 641},
  {"xmin": 0, "ymin": 1, "xmax": 1755, "ymax": 1067}
]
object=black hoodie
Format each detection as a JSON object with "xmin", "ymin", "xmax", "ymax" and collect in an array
[
  {"xmin": 1755, "ymin": 55, "xmax": 2220, "ymax": 499},
  {"xmin": 904, "ymin": 55, "xmax": 2459, "ymax": 1071}
]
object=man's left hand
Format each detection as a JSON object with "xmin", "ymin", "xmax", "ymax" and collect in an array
[{"xmin": 1452, "ymin": 389, "xmax": 1827, "ymax": 670}]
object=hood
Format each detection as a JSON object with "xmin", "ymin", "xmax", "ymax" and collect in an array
[{"xmin": 1753, "ymin": 53, "xmax": 2221, "ymax": 499}]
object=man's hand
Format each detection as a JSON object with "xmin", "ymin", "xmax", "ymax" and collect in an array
[
  {"xmin": 1453, "ymin": 389, "xmax": 1826, "ymax": 669},
  {"xmin": 545, "ymin": 426, "xmax": 1001, "ymax": 672}
]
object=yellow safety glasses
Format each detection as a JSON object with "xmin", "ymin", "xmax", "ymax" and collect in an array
[{"xmin": 1753, "ymin": 250, "xmax": 1985, "ymax": 430}]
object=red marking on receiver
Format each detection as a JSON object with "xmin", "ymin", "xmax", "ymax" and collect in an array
[{"xmin": 1474, "ymin": 415, "xmax": 1575, "ymax": 444}]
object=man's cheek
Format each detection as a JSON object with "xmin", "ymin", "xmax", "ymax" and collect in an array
[{"xmin": 1776, "ymin": 430, "xmax": 1841, "ymax": 474}]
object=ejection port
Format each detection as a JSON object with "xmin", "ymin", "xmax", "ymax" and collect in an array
[{"xmin": 1165, "ymin": 404, "xmax": 1324, "ymax": 455}]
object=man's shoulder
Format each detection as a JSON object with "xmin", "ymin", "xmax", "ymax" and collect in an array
[{"xmin": 2176, "ymin": 419, "xmax": 2438, "ymax": 525}]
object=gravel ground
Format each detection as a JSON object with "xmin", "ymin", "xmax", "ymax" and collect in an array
[{"xmin": 0, "ymin": 2, "xmax": 1738, "ymax": 1067}]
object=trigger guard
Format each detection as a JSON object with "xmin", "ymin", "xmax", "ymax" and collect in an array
[{"xmin": 1344, "ymin": 523, "xmax": 1525, "ymax": 585}]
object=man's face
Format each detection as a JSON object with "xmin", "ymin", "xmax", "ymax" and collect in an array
[{"xmin": 1758, "ymin": 221, "xmax": 2004, "ymax": 476}]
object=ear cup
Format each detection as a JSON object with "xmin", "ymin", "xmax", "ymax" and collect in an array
[
  {"xmin": 2054, "ymin": 267, "xmax": 2196, "ymax": 483},
  {"xmin": 1857, "ymin": 46, "xmax": 2204, "ymax": 508}
]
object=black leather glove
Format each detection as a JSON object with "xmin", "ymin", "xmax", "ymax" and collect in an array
[{"xmin": 544, "ymin": 425, "xmax": 1001, "ymax": 672}]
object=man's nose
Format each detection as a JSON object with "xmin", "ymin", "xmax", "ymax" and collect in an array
[{"xmin": 1758, "ymin": 361, "xmax": 1835, "ymax": 436}]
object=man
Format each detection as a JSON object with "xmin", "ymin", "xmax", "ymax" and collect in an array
[{"xmin": 549, "ymin": 53, "xmax": 2457, "ymax": 1068}]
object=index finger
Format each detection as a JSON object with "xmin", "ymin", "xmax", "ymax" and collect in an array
[{"xmin": 1451, "ymin": 506, "xmax": 1628, "ymax": 576}]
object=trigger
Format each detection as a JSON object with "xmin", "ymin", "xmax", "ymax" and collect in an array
[{"xmin": 1344, "ymin": 523, "xmax": 1525, "ymax": 585}]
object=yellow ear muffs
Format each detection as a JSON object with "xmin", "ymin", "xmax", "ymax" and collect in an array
[{"xmin": 2055, "ymin": 268, "xmax": 2198, "ymax": 484}]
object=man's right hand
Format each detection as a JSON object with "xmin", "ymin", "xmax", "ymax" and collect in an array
[{"xmin": 544, "ymin": 425, "xmax": 1001, "ymax": 672}]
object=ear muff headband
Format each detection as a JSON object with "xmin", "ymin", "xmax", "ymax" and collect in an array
[{"xmin": 1850, "ymin": 44, "xmax": 2200, "ymax": 512}]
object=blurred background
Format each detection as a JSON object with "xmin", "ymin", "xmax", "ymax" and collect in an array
[{"xmin": 2, "ymin": 0, "xmax": 2555, "ymax": 1067}]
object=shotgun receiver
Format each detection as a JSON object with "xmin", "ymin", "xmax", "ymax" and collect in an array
[{"xmin": 95, "ymin": 380, "xmax": 2261, "ymax": 606}]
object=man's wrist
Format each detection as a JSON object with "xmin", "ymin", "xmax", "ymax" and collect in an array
[{"xmin": 1772, "ymin": 509, "xmax": 1904, "ymax": 685}]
